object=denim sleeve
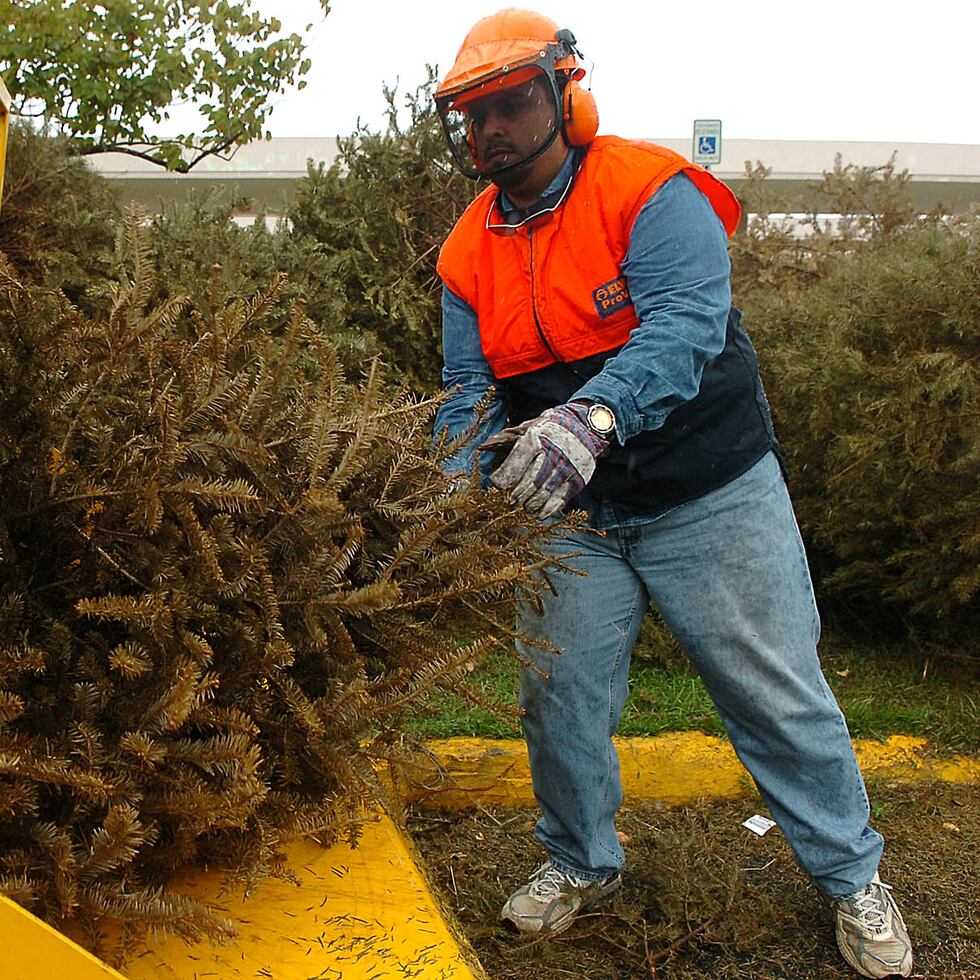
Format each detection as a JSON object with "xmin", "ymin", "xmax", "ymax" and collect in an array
[
  {"xmin": 571, "ymin": 172, "xmax": 733, "ymax": 442},
  {"xmin": 432, "ymin": 285, "xmax": 507, "ymax": 482}
]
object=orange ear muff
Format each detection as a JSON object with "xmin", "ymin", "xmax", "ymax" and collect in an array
[
  {"xmin": 562, "ymin": 79, "xmax": 598, "ymax": 146},
  {"xmin": 465, "ymin": 119, "xmax": 486, "ymax": 173}
]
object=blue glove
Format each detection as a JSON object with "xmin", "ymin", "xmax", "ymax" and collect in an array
[{"xmin": 485, "ymin": 403, "xmax": 612, "ymax": 519}]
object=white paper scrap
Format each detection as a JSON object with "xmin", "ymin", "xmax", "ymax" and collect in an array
[{"xmin": 742, "ymin": 814, "xmax": 777, "ymax": 837}]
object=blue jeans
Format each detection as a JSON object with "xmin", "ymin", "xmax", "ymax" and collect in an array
[{"xmin": 517, "ymin": 452, "xmax": 883, "ymax": 899}]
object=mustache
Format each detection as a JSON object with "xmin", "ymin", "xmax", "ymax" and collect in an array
[{"xmin": 484, "ymin": 140, "xmax": 517, "ymax": 157}]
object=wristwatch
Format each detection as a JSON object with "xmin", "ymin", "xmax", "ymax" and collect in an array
[{"xmin": 586, "ymin": 402, "xmax": 617, "ymax": 437}]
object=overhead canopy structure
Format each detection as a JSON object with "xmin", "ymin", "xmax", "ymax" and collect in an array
[{"xmin": 87, "ymin": 137, "xmax": 980, "ymax": 217}]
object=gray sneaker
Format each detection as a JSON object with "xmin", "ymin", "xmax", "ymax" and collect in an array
[
  {"xmin": 500, "ymin": 860, "xmax": 622, "ymax": 935},
  {"xmin": 834, "ymin": 874, "xmax": 913, "ymax": 977}
]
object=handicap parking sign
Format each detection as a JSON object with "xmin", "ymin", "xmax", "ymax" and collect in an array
[
  {"xmin": 698, "ymin": 135, "xmax": 717, "ymax": 156},
  {"xmin": 692, "ymin": 119, "xmax": 722, "ymax": 166}
]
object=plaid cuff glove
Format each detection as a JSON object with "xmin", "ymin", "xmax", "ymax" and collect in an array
[{"xmin": 489, "ymin": 402, "xmax": 611, "ymax": 519}]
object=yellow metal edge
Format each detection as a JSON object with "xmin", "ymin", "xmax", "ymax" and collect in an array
[
  {"xmin": 110, "ymin": 808, "xmax": 484, "ymax": 980},
  {"xmin": 0, "ymin": 75, "xmax": 10, "ymax": 208},
  {"xmin": 0, "ymin": 894, "xmax": 128, "ymax": 980}
]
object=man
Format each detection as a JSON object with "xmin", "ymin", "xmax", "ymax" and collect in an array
[{"xmin": 431, "ymin": 9, "xmax": 913, "ymax": 978}]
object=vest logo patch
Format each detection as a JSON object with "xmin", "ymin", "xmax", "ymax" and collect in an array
[{"xmin": 592, "ymin": 277, "xmax": 632, "ymax": 319}]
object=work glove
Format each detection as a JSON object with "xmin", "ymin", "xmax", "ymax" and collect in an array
[{"xmin": 481, "ymin": 403, "xmax": 612, "ymax": 520}]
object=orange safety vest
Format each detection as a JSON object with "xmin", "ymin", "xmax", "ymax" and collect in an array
[{"xmin": 437, "ymin": 136, "xmax": 741, "ymax": 380}]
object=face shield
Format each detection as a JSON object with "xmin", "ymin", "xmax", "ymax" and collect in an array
[{"xmin": 436, "ymin": 58, "xmax": 565, "ymax": 181}]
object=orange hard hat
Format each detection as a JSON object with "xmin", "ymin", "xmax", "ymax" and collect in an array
[{"xmin": 437, "ymin": 8, "xmax": 585, "ymax": 100}]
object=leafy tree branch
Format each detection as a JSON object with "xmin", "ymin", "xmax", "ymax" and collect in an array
[{"xmin": 0, "ymin": 0, "xmax": 330, "ymax": 170}]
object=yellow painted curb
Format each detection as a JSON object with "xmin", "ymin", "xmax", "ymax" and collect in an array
[
  {"xmin": 395, "ymin": 734, "xmax": 980, "ymax": 809},
  {"xmin": 853, "ymin": 735, "xmax": 980, "ymax": 784},
  {"xmin": 1, "ymin": 894, "xmax": 128, "ymax": 980}
]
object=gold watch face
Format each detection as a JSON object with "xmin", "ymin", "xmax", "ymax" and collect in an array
[{"xmin": 587, "ymin": 403, "xmax": 616, "ymax": 435}]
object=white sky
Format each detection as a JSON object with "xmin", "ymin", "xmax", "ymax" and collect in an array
[{"xmin": 248, "ymin": 0, "xmax": 979, "ymax": 146}]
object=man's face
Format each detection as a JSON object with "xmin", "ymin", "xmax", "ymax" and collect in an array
[{"xmin": 467, "ymin": 75, "xmax": 563, "ymax": 195}]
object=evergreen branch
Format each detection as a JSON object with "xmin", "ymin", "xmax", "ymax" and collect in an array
[
  {"xmin": 378, "ymin": 518, "xmax": 457, "ymax": 581},
  {"xmin": 92, "ymin": 543, "xmax": 148, "ymax": 591},
  {"xmin": 0, "ymin": 690, "xmax": 26, "ymax": 723},
  {"xmin": 6, "ymin": 490, "xmax": 130, "ymax": 522},
  {"xmin": 79, "ymin": 805, "xmax": 146, "ymax": 880},
  {"xmin": 182, "ymin": 430, "xmax": 277, "ymax": 473},
  {"xmin": 144, "ymin": 658, "xmax": 213, "ymax": 734},
  {"xmin": 322, "ymin": 359, "xmax": 382, "ymax": 495},
  {"xmin": 79, "ymin": 882, "xmax": 237, "ymax": 943},
  {"xmin": 108, "ymin": 642, "xmax": 153, "ymax": 679},
  {"xmin": 294, "ymin": 581, "xmax": 402, "ymax": 616},
  {"xmin": 0, "ymin": 873, "xmax": 39, "ymax": 908},
  {"xmin": 173, "ymin": 501, "xmax": 225, "ymax": 587},
  {"xmin": 33, "ymin": 821, "xmax": 79, "ymax": 915},
  {"xmin": 76, "ymin": 593, "xmax": 163, "ymax": 627},
  {"xmin": 302, "ymin": 390, "xmax": 342, "ymax": 491},
  {"xmin": 167, "ymin": 733, "xmax": 261, "ymax": 778},
  {"xmin": 181, "ymin": 369, "xmax": 255, "ymax": 431},
  {"xmin": 137, "ymin": 292, "xmax": 191, "ymax": 341},
  {"xmin": 0, "ymin": 755, "xmax": 116, "ymax": 803},
  {"xmin": 269, "ymin": 673, "xmax": 325, "ymax": 739},
  {"xmin": 276, "ymin": 525, "xmax": 363, "ymax": 599},
  {"xmin": 219, "ymin": 273, "xmax": 289, "ymax": 350},
  {"xmin": 163, "ymin": 477, "xmax": 260, "ymax": 513},
  {"xmin": 119, "ymin": 731, "xmax": 168, "ymax": 769},
  {"xmin": 374, "ymin": 636, "xmax": 499, "ymax": 714}
]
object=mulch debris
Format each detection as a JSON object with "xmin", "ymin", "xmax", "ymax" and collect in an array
[{"xmin": 410, "ymin": 779, "xmax": 980, "ymax": 979}]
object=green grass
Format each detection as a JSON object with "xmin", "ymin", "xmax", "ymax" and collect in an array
[
  {"xmin": 405, "ymin": 653, "xmax": 523, "ymax": 739},
  {"xmin": 818, "ymin": 636, "xmax": 979, "ymax": 751},
  {"xmin": 406, "ymin": 627, "xmax": 980, "ymax": 751}
]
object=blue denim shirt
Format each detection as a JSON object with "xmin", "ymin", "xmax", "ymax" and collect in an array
[{"xmin": 434, "ymin": 154, "xmax": 733, "ymax": 487}]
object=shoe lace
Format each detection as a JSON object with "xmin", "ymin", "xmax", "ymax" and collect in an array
[
  {"xmin": 848, "ymin": 881, "xmax": 893, "ymax": 933},
  {"xmin": 528, "ymin": 862, "xmax": 586, "ymax": 899}
]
